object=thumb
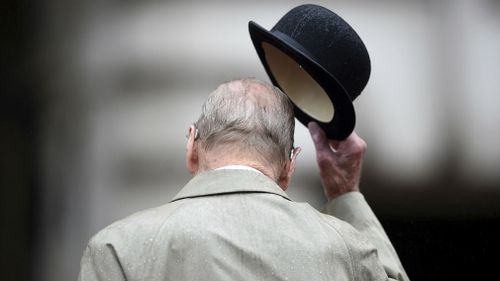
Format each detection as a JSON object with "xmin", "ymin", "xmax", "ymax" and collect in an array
[{"xmin": 308, "ymin": 122, "xmax": 331, "ymax": 154}]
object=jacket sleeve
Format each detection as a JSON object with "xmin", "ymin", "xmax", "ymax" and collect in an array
[
  {"xmin": 323, "ymin": 192, "xmax": 410, "ymax": 281},
  {"xmin": 78, "ymin": 238, "xmax": 127, "ymax": 281}
]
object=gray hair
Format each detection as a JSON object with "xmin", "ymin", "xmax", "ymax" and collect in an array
[{"xmin": 194, "ymin": 78, "xmax": 295, "ymax": 169}]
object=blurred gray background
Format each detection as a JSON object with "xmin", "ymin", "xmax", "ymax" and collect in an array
[{"xmin": 2, "ymin": 0, "xmax": 500, "ymax": 280}]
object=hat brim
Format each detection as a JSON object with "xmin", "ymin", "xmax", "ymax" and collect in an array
[{"xmin": 249, "ymin": 21, "xmax": 355, "ymax": 140}]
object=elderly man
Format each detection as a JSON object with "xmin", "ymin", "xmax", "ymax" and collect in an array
[{"xmin": 78, "ymin": 78, "xmax": 409, "ymax": 281}]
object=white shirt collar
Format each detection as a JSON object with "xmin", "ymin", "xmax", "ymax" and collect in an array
[{"xmin": 215, "ymin": 165, "xmax": 263, "ymax": 175}]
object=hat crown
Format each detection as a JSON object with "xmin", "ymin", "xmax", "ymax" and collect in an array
[{"xmin": 270, "ymin": 4, "xmax": 370, "ymax": 101}]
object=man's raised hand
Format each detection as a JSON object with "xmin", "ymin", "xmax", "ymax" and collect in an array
[{"xmin": 308, "ymin": 122, "xmax": 367, "ymax": 201}]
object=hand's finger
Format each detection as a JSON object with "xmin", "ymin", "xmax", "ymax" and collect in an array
[
  {"xmin": 308, "ymin": 122, "xmax": 331, "ymax": 154},
  {"xmin": 335, "ymin": 131, "xmax": 367, "ymax": 155},
  {"xmin": 329, "ymin": 132, "xmax": 360, "ymax": 151}
]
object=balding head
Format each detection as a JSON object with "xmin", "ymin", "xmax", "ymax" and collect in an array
[{"xmin": 193, "ymin": 78, "xmax": 295, "ymax": 176}]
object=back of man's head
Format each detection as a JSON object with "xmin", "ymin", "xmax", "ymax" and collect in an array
[{"xmin": 194, "ymin": 78, "xmax": 295, "ymax": 173}]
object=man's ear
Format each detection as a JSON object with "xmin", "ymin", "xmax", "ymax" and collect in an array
[
  {"xmin": 277, "ymin": 147, "xmax": 301, "ymax": 191},
  {"xmin": 186, "ymin": 125, "xmax": 199, "ymax": 175}
]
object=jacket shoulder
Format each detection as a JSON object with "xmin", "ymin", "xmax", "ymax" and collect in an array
[{"xmin": 88, "ymin": 200, "xmax": 184, "ymax": 248}]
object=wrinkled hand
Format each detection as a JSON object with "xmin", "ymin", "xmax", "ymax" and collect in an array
[{"xmin": 308, "ymin": 122, "xmax": 367, "ymax": 201}]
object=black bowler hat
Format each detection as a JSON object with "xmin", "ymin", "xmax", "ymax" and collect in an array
[{"xmin": 249, "ymin": 4, "xmax": 371, "ymax": 139}]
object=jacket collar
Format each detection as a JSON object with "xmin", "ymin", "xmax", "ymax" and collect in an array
[{"xmin": 171, "ymin": 169, "xmax": 291, "ymax": 202}]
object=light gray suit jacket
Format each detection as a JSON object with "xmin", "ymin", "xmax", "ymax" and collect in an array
[{"xmin": 78, "ymin": 169, "xmax": 409, "ymax": 281}]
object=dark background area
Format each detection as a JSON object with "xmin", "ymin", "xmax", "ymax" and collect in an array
[
  {"xmin": 381, "ymin": 216, "xmax": 499, "ymax": 280},
  {"xmin": 1, "ymin": 0, "xmax": 39, "ymax": 280},
  {"xmin": 2, "ymin": 1, "xmax": 499, "ymax": 280}
]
